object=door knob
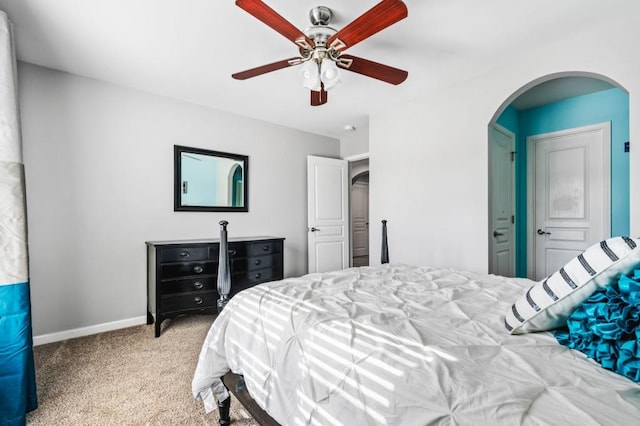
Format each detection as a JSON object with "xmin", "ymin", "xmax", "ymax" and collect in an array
[
  {"xmin": 309, "ymin": 227, "xmax": 319, "ymax": 232},
  {"xmin": 537, "ymin": 229, "xmax": 551, "ymax": 235},
  {"xmin": 493, "ymin": 230, "xmax": 504, "ymax": 237}
]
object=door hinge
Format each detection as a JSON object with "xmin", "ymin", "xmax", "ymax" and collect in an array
[
  {"xmin": 510, "ymin": 151, "xmax": 516, "ymax": 162},
  {"xmin": 511, "ymin": 215, "xmax": 515, "ymax": 224}
]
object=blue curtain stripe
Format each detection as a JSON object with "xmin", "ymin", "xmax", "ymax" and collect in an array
[{"xmin": 0, "ymin": 283, "xmax": 37, "ymax": 425}]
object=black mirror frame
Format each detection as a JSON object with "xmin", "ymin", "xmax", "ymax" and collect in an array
[{"xmin": 174, "ymin": 145, "xmax": 249, "ymax": 212}]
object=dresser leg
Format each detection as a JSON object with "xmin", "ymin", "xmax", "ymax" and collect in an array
[
  {"xmin": 147, "ymin": 311, "xmax": 154, "ymax": 325},
  {"xmin": 154, "ymin": 319, "xmax": 161, "ymax": 338},
  {"xmin": 218, "ymin": 395, "xmax": 231, "ymax": 426}
]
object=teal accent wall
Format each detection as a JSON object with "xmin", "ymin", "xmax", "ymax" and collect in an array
[
  {"xmin": 497, "ymin": 104, "xmax": 519, "ymax": 134},
  {"xmin": 496, "ymin": 88, "xmax": 629, "ymax": 277}
]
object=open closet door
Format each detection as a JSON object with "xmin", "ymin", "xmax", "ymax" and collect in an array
[{"xmin": 307, "ymin": 156, "xmax": 349, "ymax": 273}]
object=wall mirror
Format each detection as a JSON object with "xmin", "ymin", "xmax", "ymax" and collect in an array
[{"xmin": 174, "ymin": 145, "xmax": 248, "ymax": 212}]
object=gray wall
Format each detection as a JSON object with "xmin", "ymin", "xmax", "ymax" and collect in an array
[{"xmin": 18, "ymin": 62, "xmax": 339, "ymax": 340}]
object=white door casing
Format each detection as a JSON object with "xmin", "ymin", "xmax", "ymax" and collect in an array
[
  {"xmin": 351, "ymin": 180, "xmax": 369, "ymax": 260},
  {"xmin": 527, "ymin": 122, "xmax": 611, "ymax": 280},
  {"xmin": 307, "ymin": 156, "xmax": 349, "ymax": 273},
  {"xmin": 489, "ymin": 124, "xmax": 516, "ymax": 277}
]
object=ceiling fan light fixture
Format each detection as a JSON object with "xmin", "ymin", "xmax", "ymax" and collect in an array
[
  {"xmin": 320, "ymin": 59, "xmax": 340, "ymax": 90},
  {"xmin": 233, "ymin": 1, "xmax": 409, "ymax": 105},
  {"xmin": 299, "ymin": 60, "xmax": 321, "ymax": 91}
]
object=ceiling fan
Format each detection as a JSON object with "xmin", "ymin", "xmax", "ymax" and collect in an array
[{"xmin": 232, "ymin": 0, "xmax": 409, "ymax": 106}]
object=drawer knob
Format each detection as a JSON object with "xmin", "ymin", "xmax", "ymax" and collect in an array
[
  {"xmin": 193, "ymin": 281, "xmax": 204, "ymax": 289},
  {"xmin": 193, "ymin": 265, "xmax": 204, "ymax": 274},
  {"xmin": 180, "ymin": 251, "xmax": 190, "ymax": 258},
  {"xmin": 194, "ymin": 296, "xmax": 203, "ymax": 305},
  {"xmin": 255, "ymin": 272, "xmax": 262, "ymax": 279},
  {"xmin": 262, "ymin": 245, "xmax": 269, "ymax": 251},
  {"xmin": 228, "ymin": 249, "xmax": 237, "ymax": 256},
  {"xmin": 254, "ymin": 259, "xmax": 262, "ymax": 266}
]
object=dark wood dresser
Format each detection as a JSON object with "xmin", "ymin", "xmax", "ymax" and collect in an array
[{"xmin": 146, "ymin": 237, "xmax": 284, "ymax": 337}]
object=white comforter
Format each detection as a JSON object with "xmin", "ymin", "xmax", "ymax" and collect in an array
[{"xmin": 192, "ymin": 264, "xmax": 640, "ymax": 425}]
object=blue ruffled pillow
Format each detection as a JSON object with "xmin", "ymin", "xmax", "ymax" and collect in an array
[{"xmin": 555, "ymin": 268, "xmax": 640, "ymax": 382}]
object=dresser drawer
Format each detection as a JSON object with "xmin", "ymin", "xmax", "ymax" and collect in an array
[
  {"xmin": 232, "ymin": 254, "xmax": 278, "ymax": 272},
  {"xmin": 161, "ymin": 246, "xmax": 215, "ymax": 263},
  {"xmin": 210, "ymin": 244, "xmax": 246, "ymax": 262},
  {"xmin": 226, "ymin": 243, "xmax": 247, "ymax": 258},
  {"xmin": 162, "ymin": 276, "xmax": 216, "ymax": 295},
  {"xmin": 246, "ymin": 254, "xmax": 276, "ymax": 271},
  {"xmin": 231, "ymin": 269, "xmax": 275, "ymax": 296},
  {"xmin": 161, "ymin": 261, "xmax": 217, "ymax": 279},
  {"xmin": 161, "ymin": 291, "xmax": 216, "ymax": 313},
  {"xmin": 249, "ymin": 241, "xmax": 280, "ymax": 256},
  {"xmin": 235, "ymin": 268, "xmax": 274, "ymax": 286}
]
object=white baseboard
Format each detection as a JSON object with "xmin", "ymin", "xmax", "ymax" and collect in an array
[{"xmin": 33, "ymin": 315, "xmax": 148, "ymax": 346}]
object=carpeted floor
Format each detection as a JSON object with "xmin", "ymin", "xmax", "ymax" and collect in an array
[{"xmin": 27, "ymin": 315, "xmax": 259, "ymax": 425}]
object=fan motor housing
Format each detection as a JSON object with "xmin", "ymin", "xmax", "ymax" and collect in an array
[
  {"xmin": 309, "ymin": 6, "xmax": 332, "ymax": 26},
  {"xmin": 304, "ymin": 6, "xmax": 336, "ymax": 46}
]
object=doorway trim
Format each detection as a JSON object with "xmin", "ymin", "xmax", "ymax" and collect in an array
[
  {"xmin": 526, "ymin": 121, "xmax": 611, "ymax": 278},
  {"xmin": 344, "ymin": 152, "xmax": 370, "ymax": 162}
]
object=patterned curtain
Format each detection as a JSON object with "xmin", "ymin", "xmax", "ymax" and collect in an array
[{"xmin": 0, "ymin": 10, "xmax": 38, "ymax": 425}]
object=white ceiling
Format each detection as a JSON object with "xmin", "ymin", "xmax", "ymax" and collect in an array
[{"xmin": 0, "ymin": 0, "xmax": 627, "ymax": 138}]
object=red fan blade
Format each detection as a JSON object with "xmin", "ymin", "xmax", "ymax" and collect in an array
[
  {"xmin": 310, "ymin": 86, "xmax": 328, "ymax": 106},
  {"xmin": 327, "ymin": 0, "xmax": 407, "ymax": 52},
  {"xmin": 232, "ymin": 57, "xmax": 301, "ymax": 80},
  {"xmin": 337, "ymin": 55, "xmax": 408, "ymax": 85},
  {"xmin": 236, "ymin": 0, "xmax": 315, "ymax": 50}
]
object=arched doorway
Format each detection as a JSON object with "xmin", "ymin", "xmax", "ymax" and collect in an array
[{"xmin": 488, "ymin": 72, "xmax": 629, "ymax": 279}]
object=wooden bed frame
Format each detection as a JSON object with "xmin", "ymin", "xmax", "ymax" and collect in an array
[
  {"xmin": 214, "ymin": 220, "xmax": 390, "ymax": 425},
  {"xmin": 218, "ymin": 372, "xmax": 279, "ymax": 426}
]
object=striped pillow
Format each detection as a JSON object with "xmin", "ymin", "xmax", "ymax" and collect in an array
[{"xmin": 505, "ymin": 236, "xmax": 640, "ymax": 334}]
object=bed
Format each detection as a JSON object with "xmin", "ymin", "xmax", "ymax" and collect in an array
[
  {"xmin": 192, "ymin": 252, "xmax": 640, "ymax": 425},
  {"xmin": 192, "ymin": 226, "xmax": 640, "ymax": 425}
]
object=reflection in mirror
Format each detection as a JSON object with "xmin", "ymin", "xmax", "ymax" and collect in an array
[{"xmin": 174, "ymin": 145, "xmax": 248, "ymax": 212}]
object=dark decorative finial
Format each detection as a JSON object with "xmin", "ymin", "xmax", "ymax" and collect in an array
[{"xmin": 381, "ymin": 220, "xmax": 389, "ymax": 264}]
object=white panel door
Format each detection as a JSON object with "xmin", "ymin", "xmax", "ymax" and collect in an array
[
  {"xmin": 307, "ymin": 156, "xmax": 349, "ymax": 273},
  {"xmin": 489, "ymin": 124, "xmax": 515, "ymax": 277},
  {"xmin": 530, "ymin": 122, "xmax": 610, "ymax": 280},
  {"xmin": 351, "ymin": 180, "xmax": 369, "ymax": 265}
]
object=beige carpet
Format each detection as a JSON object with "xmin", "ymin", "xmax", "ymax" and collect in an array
[{"xmin": 27, "ymin": 315, "xmax": 259, "ymax": 425}]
